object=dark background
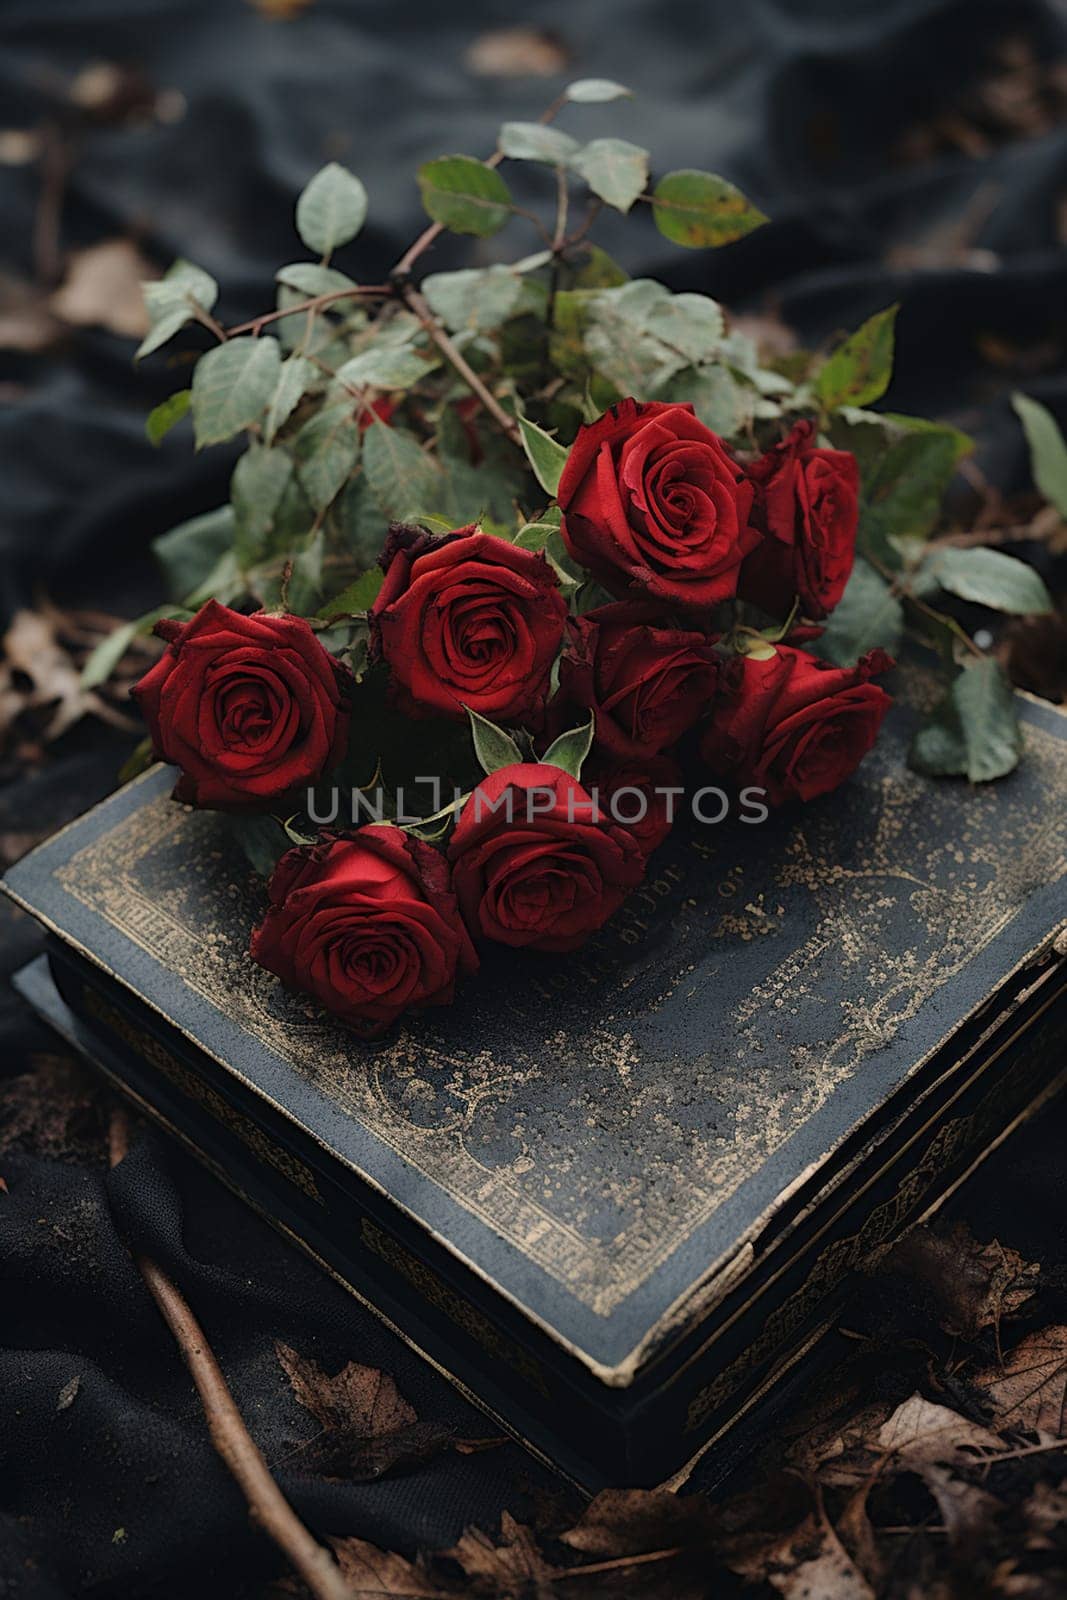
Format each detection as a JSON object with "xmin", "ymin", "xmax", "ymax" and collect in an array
[{"xmin": 1, "ymin": 1, "xmax": 1066, "ymax": 1595}]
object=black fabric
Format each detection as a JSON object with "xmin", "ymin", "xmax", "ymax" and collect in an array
[{"xmin": 1, "ymin": 1, "xmax": 1066, "ymax": 1595}]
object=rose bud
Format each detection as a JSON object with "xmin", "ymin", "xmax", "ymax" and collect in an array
[
  {"xmin": 250, "ymin": 827, "xmax": 477, "ymax": 1036},
  {"xmin": 585, "ymin": 753, "xmax": 684, "ymax": 856},
  {"xmin": 558, "ymin": 399, "xmax": 757, "ymax": 611},
  {"xmin": 448, "ymin": 763, "xmax": 645, "ymax": 953},
  {"xmin": 370, "ymin": 523, "xmax": 567, "ymax": 724},
  {"xmin": 739, "ymin": 420, "xmax": 860, "ymax": 620},
  {"xmin": 132, "ymin": 600, "xmax": 351, "ymax": 811},
  {"xmin": 701, "ymin": 643, "xmax": 893, "ymax": 808},
  {"xmin": 552, "ymin": 602, "xmax": 719, "ymax": 761}
]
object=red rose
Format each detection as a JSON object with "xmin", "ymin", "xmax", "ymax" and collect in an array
[
  {"xmin": 371, "ymin": 523, "xmax": 567, "ymax": 724},
  {"xmin": 701, "ymin": 644, "xmax": 893, "ymax": 807},
  {"xmin": 553, "ymin": 602, "xmax": 719, "ymax": 760},
  {"xmin": 586, "ymin": 753, "xmax": 684, "ymax": 855},
  {"xmin": 558, "ymin": 398, "xmax": 757, "ymax": 611},
  {"xmin": 739, "ymin": 421, "xmax": 859, "ymax": 620},
  {"xmin": 448, "ymin": 763, "xmax": 645, "ymax": 952},
  {"xmin": 132, "ymin": 600, "xmax": 351, "ymax": 811},
  {"xmin": 250, "ymin": 826, "xmax": 477, "ymax": 1035}
]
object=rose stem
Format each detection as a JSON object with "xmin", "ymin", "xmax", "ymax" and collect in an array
[
  {"xmin": 107, "ymin": 1107, "xmax": 351, "ymax": 1600},
  {"xmin": 398, "ymin": 281, "xmax": 521, "ymax": 445}
]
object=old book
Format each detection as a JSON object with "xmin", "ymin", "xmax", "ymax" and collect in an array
[{"xmin": 4, "ymin": 668, "xmax": 1067, "ymax": 1490}]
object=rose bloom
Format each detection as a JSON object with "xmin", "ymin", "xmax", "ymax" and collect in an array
[
  {"xmin": 557, "ymin": 399, "xmax": 757, "ymax": 611},
  {"xmin": 371, "ymin": 523, "xmax": 567, "ymax": 723},
  {"xmin": 448, "ymin": 763, "xmax": 645, "ymax": 953},
  {"xmin": 586, "ymin": 752, "xmax": 684, "ymax": 856},
  {"xmin": 132, "ymin": 600, "xmax": 351, "ymax": 810},
  {"xmin": 250, "ymin": 826, "xmax": 477, "ymax": 1035},
  {"xmin": 739, "ymin": 420, "xmax": 860, "ymax": 620},
  {"xmin": 553, "ymin": 602, "xmax": 719, "ymax": 760},
  {"xmin": 701, "ymin": 644, "xmax": 893, "ymax": 807}
]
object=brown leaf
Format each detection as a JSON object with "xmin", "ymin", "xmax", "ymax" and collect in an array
[
  {"xmin": 49, "ymin": 239, "xmax": 157, "ymax": 339},
  {"xmin": 56, "ymin": 1376, "xmax": 81, "ymax": 1412},
  {"xmin": 0, "ymin": 273, "xmax": 63, "ymax": 352},
  {"xmin": 973, "ymin": 1327, "xmax": 1067, "ymax": 1440},
  {"xmin": 275, "ymin": 1341, "xmax": 453, "ymax": 1482},
  {"xmin": 0, "ymin": 606, "xmax": 139, "ymax": 753},
  {"xmin": 1021, "ymin": 1479, "xmax": 1067, "ymax": 1550},
  {"xmin": 882, "ymin": 1222, "xmax": 1039, "ymax": 1343},
  {"xmin": 560, "ymin": 1488, "xmax": 716, "ymax": 1558},
  {"xmin": 728, "ymin": 1503, "xmax": 876, "ymax": 1600},
  {"xmin": 463, "ymin": 28, "xmax": 570, "ymax": 78},
  {"xmin": 874, "ymin": 1393, "xmax": 1004, "ymax": 1467},
  {"xmin": 444, "ymin": 1512, "xmax": 560, "ymax": 1597},
  {"xmin": 328, "ymin": 1535, "xmax": 452, "ymax": 1596}
]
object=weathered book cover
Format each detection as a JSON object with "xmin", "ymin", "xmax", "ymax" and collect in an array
[{"xmin": 5, "ymin": 667, "xmax": 1067, "ymax": 1488}]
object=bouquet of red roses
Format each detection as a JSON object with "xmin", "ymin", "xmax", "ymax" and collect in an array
[{"xmin": 103, "ymin": 77, "xmax": 1051, "ymax": 1034}]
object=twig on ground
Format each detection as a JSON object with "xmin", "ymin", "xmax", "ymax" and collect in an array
[{"xmin": 107, "ymin": 1107, "xmax": 352, "ymax": 1600}]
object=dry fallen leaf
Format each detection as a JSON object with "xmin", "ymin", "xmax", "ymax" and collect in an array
[
  {"xmin": 879, "ymin": 1222, "xmax": 1039, "ymax": 1344},
  {"xmin": 328, "ymin": 1534, "xmax": 452, "ymax": 1597},
  {"xmin": 0, "ymin": 605, "xmax": 141, "ymax": 756},
  {"xmin": 729, "ymin": 1503, "xmax": 877, "ymax": 1600},
  {"xmin": 973, "ymin": 1327, "xmax": 1067, "ymax": 1441},
  {"xmin": 446, "ymin": 1512, "xmax": 561, "ymax": 1597},
  {"xmin": 274, "ymin": 1340, "xmax": 455, "ymax": 1480},
  {"xmin": 464, "ymin": 27, "xmax": 570, "ymax": 78},
  {"xmin": 56, "ymin": 1375, "xmax": 81, "ymax": 1412},
  {"xmin": 49, "ymin": 239, "xmax": 157, "ymax": 339}
]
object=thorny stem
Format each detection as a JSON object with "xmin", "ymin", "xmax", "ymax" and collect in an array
[
  {"xmin": 107, "ymin": 1108, "xmax": 351, "ymax": 1600},
  {"xmin": 400, "ymin": 282, "xmax": 521, "ymax": 445},
  {"xmin": 227, "ymin": 284, "xmax": 392, "ymax": 338}
]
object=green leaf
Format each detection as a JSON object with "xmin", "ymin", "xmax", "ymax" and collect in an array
[
  {"xmin": 118, "ymin": 736, "xmax": 156, "ymax": 785},
  {"xmin": 859, "ymin": 430, "xmax": 960, "ymax": 565},
  {"xmin": 422, "ymin": 265, "xmax": 523, "ymax": 333},
  {"xmin": 81, "ymin": 605, "xmax": 190, "ymax": 690},
  {"xmin": 286, "ymin": 526, "xmax": 325, "ymax": 615},
  {"xmin": 655, "ymin": 365, "xmax": 743, "ymax": 434},
  {"xmin": 275, "ymin": 262, "xmax": 360, "ymax": 297},
  {"xmin": 228, "ymin": 814, "xmax": 290, "ymax": 878},
  {"xmin": 643, "ymin": 293, "xmax": 724, "ymax": 364},
  {"xmin": 466, "ymin": 707, "xmax": 523, "ymax": 775},
  {"xmin": 264, "ymin": 354, "xmax": 317, "ymax": 443},
  {"xmin": 565, "ymin": 78, "xmax": 633, "ymax": 103},
  {"xmin": 517, "ymin": 414, "xmax": 568, "ymax": 497},
  {"xmin": 319, "ymin": 569, "xmax": 384, "ymax": 617},
  {"xmin": 145, "ymin": 389, "xmax": 191, "ymax": 446},
  {"xmin": 362, "ymin": 419, "xmax": 445, "ymax": 519},
  {"xmin": 925, "ymin": 546, "xmax": 1054, "ymax": 615},
  {"xmin": 1012, "ymin": 392, "xmax": 1067, "ymax": 518},
  {"xmin": 334, "ymin": 342, "xmax": 438, "ymax": 389},
  {"xmin": 293, "ymin": 401, "xmax": 362, "ymax": 511},
  {"xmin": 651, "ymin": 169, "xmax": 768, "ymax": 249},
  {"xmin": 295, "ymin": 163, "xmax": 368, "ymax": 257},
  {"xmin": 910, "ymin": 657, "xmax": 1022, "ymax": 783},
  {"xmin": 191, "ymin": 336, "xmax": 282, "ymax": 447},
  {"xmin": 569, "ymin": 244, "xmax": 629, "ymax": 289},
  {"xmin": 816, "ymin": 558, "xmax": 904, "ymax": 666},
  {"xmin": 137, "ymin": 259, "xmax": 219, "ymax": 360},
  {"xmin": 582, "ymin": 280, "xmax": 681, "ymax": 395},
  {"xmin": 416, "ymin": 156, "xmax": 512, "ymax": 238},
  {"xmin": 570, "ymin": 137, "xmax": 649, "ymax": 214},
  {"xmin": 816, "ymin": 305, "xmax": 898, "ymax": 411},
  {"xmin": 152, "ymin": 506, "xmax": 236, "ymax": 600},
  {"xmin": 541, "ymin": 713, "xmax": 595, "ymax": 779},
  {"xmin": 231, "ymin": 445, "xmax": 294, "ymax": 565},
  {"xmin": 498, "ymin": 122, "xmax": 580, "ymax": 163}
]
